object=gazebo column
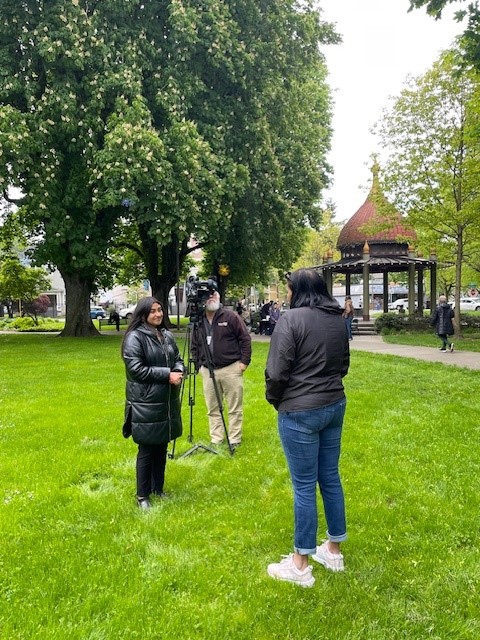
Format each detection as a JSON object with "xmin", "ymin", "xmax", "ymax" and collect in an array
[
  {"xmin": 429, "ymin": 249, "xmax": 437, "ymax": 315},
  {"xmin": 345, "ymin": 272, "xmax": 351, "ymax": 297},
  {"xmin": 382, "ymin": 272, "xmax": 389, "ymax": 314},
  {"xmin": 408, "ymin": 245, "xmax": 416, "ymax": 316},
  {"xmin": 362, "ymin": 242, "xmax": 370, "ymax": 321},
  {"xmin": 324, "ymin": 269, "xmax": 333, "ymax": 295},
  {"xmin": 324, "ymin": 250, "xmax": 334, "ymax": 294},
  {"xmin": 319, "ymin": 254, "xmax": 326, "ymax": 282},
  {"xmin": 417, "ymin": 265, "xmax": 424, "ymax": 316}
]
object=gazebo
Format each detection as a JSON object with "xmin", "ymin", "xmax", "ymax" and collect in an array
[{"xmin": 315, "ymin": 165, "xmax": 437, "ymax": 320}]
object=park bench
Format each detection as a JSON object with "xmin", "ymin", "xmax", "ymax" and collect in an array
[{"xmin": 98, "ymin": 317, "xmax": 129, "ymax": 330}]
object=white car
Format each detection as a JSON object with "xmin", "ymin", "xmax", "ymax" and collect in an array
[
  {"xmin": 119, "ymin": 305, "xmax": 136, "ymax": 319},
  {"xmin": 388, "ymin": 298, "xmax": 417, "ymax": 311},
  {"xmin": 451, "ymin": 297, "xmax": 480, "ymax": 312}
]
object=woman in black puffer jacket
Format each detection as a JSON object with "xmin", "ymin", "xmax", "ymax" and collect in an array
[{"xmin": 121, "ymin": 297, "xmax": 184, "ymax": 509}]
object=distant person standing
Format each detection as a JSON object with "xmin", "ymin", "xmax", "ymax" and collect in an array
[
  {"xmin": 430, "ymin": 295, "xmax": 455, "ymax": 352},
  {"xmin": 269, "ymin": 302, "xmax": 281, "ymax": 334},
  {"xmin": 109, "ymin": 309, "xmax": 120, "ymax": 331},
  {"xmin": 342, "ymin": 296, "xmax": 354, "ymax": 340}
]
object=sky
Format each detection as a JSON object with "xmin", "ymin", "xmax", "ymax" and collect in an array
[{"xmin": 318, "ymin": 0, "xmax": 464, "ymax": 222}]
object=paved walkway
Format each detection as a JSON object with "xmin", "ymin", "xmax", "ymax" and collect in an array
[
  {"xmin": 348, "ymin": 334, "xmax": 480, "ymax": 370},
  {"xmin": 93, "ymin": 328, "xmax": 479, "ymax": 371},
  {"xmin": 252, "ymin": 333, "xmax": 480, "ymax": 370}
]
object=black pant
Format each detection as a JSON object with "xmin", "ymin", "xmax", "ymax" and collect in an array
[
  {"xmin": 438, "ymin": 334, "xmax": 451, "ymax": 349},
  {"xmin": 136, "ymin": 442, "xmax": 168, "ymax": 497}
]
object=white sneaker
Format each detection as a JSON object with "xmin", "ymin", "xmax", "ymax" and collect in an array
[
  {"xmin": 312, "ymin": 541, "xmax": 345, "ymax": 572},
  {"xmin": 267, "ymin": 554, "xmax": 315, "ymax": 587}
]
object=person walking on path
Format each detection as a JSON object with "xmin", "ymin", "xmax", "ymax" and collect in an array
[
  {"xmin": 265, "ymin": 269, "xmax": 350, "ymax": 587},
  {"xmin": 342, "ymin": 295, "xmax": 354, "ymax": 340},
  {"xmin": 430, "ymin": 295, "xmax": 455, "ymax": 352},
  {"xmin": 191, "ymin": 283, "xmax": 251, "ymax": 449},
  {"xmin": 121, "ymin": 297, "xmax": 184, "ymax": 510}
]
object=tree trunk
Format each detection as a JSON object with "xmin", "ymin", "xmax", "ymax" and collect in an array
[
  {"xmin": 58, "ymin": 271, "xmax": 100, "ymax": 337},
  {"xmin": 144, "ymin": 234, "xmax": 186, "ymax": 328},
  {"xmin": 151, "ymin": 274, "xmax": 174, "ymax": 322}
]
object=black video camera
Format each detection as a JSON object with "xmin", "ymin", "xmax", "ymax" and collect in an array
[{"xmin": 185, "ymin": 276, "xmax": 218, "ymax": 322}]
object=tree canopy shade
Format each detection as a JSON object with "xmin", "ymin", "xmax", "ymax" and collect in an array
[
  {"xmin": 0, "ymin": 0, "xmax": 337, "ymax": 334},
  {"xmin": 375, "ymin": 50, "xmax": 480, "ymax": 334}
]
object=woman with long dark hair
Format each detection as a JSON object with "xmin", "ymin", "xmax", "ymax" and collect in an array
[
  {"xmin": 121, "ymin": 297, "xmax": 184, "ymax": 509},
  {"xmin": 265, "ymin": 269, "xmax": 350, "ymax": 586}
]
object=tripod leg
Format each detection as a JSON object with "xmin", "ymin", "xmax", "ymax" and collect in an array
[
  {"xmin": 177, "ymin": 321, "xmax": 222, "ymax": 457},
  {"xmin": 179, "ymin": 442, "xmax": 219, "ymax": 458}
]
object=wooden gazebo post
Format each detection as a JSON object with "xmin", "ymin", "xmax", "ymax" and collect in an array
[
  {"xmin": 362, "ymin": 241, "xmax": 370, "ymax": 321},
  {"xmin": 382, "ymin": 272, "xmax": 389, "ymax": 314},
  {"xmin": 408, "ymin": 245, "xmax": 416, "ymax": 316}
]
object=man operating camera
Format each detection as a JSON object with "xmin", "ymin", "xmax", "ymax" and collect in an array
[{"xmin": 190, "ymin": 280, "xmax": 251, "ymax": 450}]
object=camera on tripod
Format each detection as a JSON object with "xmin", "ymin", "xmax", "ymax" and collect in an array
[{"xmin": 185, "ymin": 276, "xmax": 218, "ymax": 322}]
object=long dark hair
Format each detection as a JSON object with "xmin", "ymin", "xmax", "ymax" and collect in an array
[
  {"xmin": 287, "ymin": 268, "xmax": 335, "ymax": 309},
  {"xmin": 121, "ymin": 296, "xmax": 164, "ymax": 354}
]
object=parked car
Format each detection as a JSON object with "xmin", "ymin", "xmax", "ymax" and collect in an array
[
  {"xmin": 90, "ymin": 306, "xmax": 106, "ymax": 319},
  {"xmin": 119, "ymin": 305, "xmax": 137, "ymax": 319},
  {"xmin": 450, "ymin": 297, "xmax": 480, "ymax": 312},
  {"xmin": 388, "ymin": 298, "xmax": 417, "ymax": 311}
]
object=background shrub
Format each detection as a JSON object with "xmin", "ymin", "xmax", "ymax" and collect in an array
[
  {"xmin": 9, "ymin": 316, "xmax": 63, "ymax": 332},
  {"xmin": 375, "ymin": 313, "xmax": 432, "ymax": 334}
]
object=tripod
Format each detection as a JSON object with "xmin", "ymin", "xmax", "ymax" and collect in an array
[{"xmin": 179, "ymin": 318, "xmax": 234, "ymax": 457}]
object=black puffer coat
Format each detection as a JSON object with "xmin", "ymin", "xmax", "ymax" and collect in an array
[
  {"xmin": 122, "ymin": 325, "xmax": 184, "ymax": 445},
  {"xmin": 430, "ymin": 302, "xmax": 454, "ymax": 336}
]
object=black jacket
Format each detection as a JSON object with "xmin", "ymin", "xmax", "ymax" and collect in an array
[
  {"xmin": 191, "ymin": 306, "xmax": 251, "ymax": 370},
  {"xmin": 430, "ymin": 302, "xmax": 454, "ymax": 336},
  {"xmin": 265, "ymin": 302, "xmax": 349, "ymax": 411},
  {"xmin": 122, "ymin": 325, "xmax": 185, "ymax": 445}
]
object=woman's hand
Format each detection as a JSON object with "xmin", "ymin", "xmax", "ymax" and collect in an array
[{"xmin": 169, "ymin": 371, "xmax": 183, "ymax": 386}]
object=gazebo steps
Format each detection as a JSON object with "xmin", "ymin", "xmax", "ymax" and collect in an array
[{"xmin": 352, "ymin": 319, "xmax": 377, "ymax": 335}]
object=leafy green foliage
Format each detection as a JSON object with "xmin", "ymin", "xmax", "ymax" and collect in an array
[
  {"xmin": 0, "ymin": 0, "xmax": 338, "ymax": 333},
  {"xmin": 2, "ymin": 315, "xmax": 62, "ymax": 331},
  {"xmin": 291, "ymin": 209, "xmax": 342, "ymax": 270},
  {"xmin": 0, "ymin": 256, "xmax": 50, "ymax": 302}
]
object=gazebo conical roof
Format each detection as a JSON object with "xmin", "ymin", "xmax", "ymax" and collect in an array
[
  {"xmin": 313, "ymin": 163, "xmax": 438, "ymax": 320},
  {"xmin": 337, "ymin": 163, "xmax": 416, "ymax": 249},
  {"xmin": 314, "ymin": 163, "xmax": 436, "ymax": 275}
]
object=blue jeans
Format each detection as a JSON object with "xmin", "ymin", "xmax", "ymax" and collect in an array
[
  {"xmin": 344, "ymin": 317, "xmax": 353, "ymax": 339},
  {"xmin": 278, "ymin": 399, "xmax": 347, "ymax": 555}
]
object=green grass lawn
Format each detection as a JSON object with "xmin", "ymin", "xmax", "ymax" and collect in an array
[
  {"xmin": 382, "ymin": 331, "xmax": 480, "ymax": 352},
  {"xmin": 0, "ymin": 334, "xmax": 479, "ymax": 639}
]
